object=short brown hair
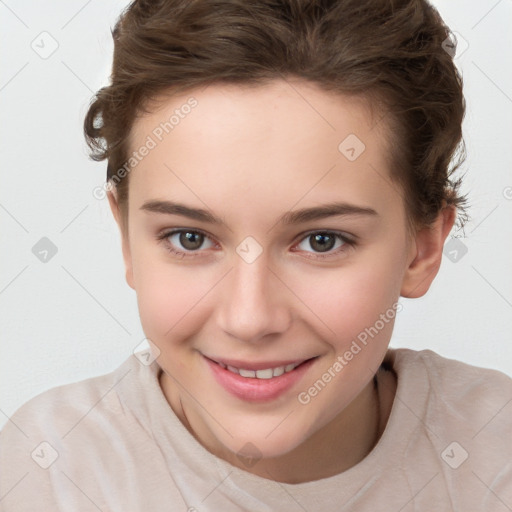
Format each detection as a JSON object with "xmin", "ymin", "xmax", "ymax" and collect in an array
[{"xmin": 84, "ymin": 0, "xmax": 467, "ymax": 232}]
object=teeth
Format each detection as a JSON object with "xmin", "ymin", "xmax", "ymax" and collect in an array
[
  {"xmin": 255, "ymin": 368, "xmax": 273, "ymax": 379},
  {"xmin": 220, "ymin": 361, "xmax": 303, "ymax": 379},
  {"xmin": 239, "ymin": 369, "xmax": 256, "ymax": 378},
  {"xmin": 272, "ymin": 366, "xmax": 284, "ymax": 377}
]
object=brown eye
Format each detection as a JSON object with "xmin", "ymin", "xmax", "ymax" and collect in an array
[
  {"xmin": 158, "ymin": 229, "xmax": 216, "ymax": 258},
  {"xmin": 294, "ymin": 230, "xmax": 353, "ymax": 259},
  {"xmin": 308, "ymin": 233, "xmax": 337, "ymax": 253},
  {"xmin": 177, "ymin": 231, "xmax": 205, "ymax": 251}
]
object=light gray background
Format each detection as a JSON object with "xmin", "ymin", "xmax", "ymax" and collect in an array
[{"xmin": 1, "ymin": 0, "xmax": 511, "ymax": 431}]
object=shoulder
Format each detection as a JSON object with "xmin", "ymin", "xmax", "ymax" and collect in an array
[
  {"xmin": 0, "ymin": 353, "xmax": 189, "ymax": 510},
  {"xmin": 0, "ymin": 355, "xmax": 142, "ymax": 510},
  {"xmin": 391, "ymin": 347, "xmax": 512, "ymax": 398},
  {"xmin": 387, "ymin": 347, "xmax": 512, "ymax": 453},
  {"xmin": 382, "ymin": 348, "xmax": 512, "ymax": 507},
  {"xmin": 0, "ymin": 356, "xmax": 134, "ymax": 457},
  {"xmin": 1, "ymin": 355, "xmax": 135, "ymax": 437}
]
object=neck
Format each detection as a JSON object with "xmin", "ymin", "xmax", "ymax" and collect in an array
[
  {"xmin": 161, "ymin": 364, "xmax": 397, "ymax": 484},
  {"xmin": 226, "ymin": 373, "xmax": 384, "ymax": 484}
]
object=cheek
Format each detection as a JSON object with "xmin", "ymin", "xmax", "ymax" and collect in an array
[
  {"xmin": 132, "ymin": 255, "xmax": 212, "ymax": 348},
  {"xmin": 291, "ymin": 254, "xmax": 404, "ymax": 342},
  {"xmin": 292, "ymin": 260, "xmax": 402, "ymax": 425}
]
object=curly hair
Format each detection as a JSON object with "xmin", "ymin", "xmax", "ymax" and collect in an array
[{"xmin": 84, "ymin": 0, "xmax": 467, "ymax": 232}]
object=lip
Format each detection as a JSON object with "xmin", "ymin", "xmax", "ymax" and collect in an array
[{"xmin": 204, "ymin": 354, "xmax": 318, "ymax": 403}]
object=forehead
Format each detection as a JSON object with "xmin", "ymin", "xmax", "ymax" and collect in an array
[
  {"xmin": 130, "ymin": 79, "xmax": 385, "ymax": 154},
  {"xmin": 126, "ymin": 79, "xmax": 400, "ymax": 222}
]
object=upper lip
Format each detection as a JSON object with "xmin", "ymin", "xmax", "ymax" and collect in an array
[{"xmin": 203, "ymin": 355, "xmax": 316, "ymax": 370}]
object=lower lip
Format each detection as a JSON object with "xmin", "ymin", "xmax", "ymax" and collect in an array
[{"xmin": 205, "ymin": 356, "xmax": 317, "ymax": 403}]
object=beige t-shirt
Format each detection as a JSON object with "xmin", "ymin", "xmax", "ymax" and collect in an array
[{"xmin": 1, "ymin": 348, "xmax": 511, "ymax": 511}]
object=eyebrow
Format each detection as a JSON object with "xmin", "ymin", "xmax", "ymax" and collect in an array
[{"xmin": 140, "ymin": 200, "xmax": 378, "ymax": 227}]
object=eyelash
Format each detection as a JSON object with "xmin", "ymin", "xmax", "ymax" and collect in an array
[{"xmin": 156, "ymin": 228, "xmax": 356, "ymax": 260}]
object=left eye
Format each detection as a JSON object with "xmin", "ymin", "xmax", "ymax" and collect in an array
[
  {"xmin": 163, "ymin": 230, "xmax": 215, "ymax": 253},
  {"xmin": 295, "ymin": 231, "xmax": 349, "ymax": 255}
]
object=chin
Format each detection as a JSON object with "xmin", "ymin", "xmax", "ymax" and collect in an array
[{"xmin": 212, "ymin": 415, "xmax": 316, "ymax": 463}]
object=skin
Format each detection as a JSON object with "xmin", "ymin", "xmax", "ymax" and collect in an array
[{"xmin": 107, "ymin": 79, "xmax": 455, "ymax": 484}]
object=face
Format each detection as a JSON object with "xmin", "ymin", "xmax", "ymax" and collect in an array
[{"xmin": 108, "ymin": 79, "xmax": 452, "ymax": 465}]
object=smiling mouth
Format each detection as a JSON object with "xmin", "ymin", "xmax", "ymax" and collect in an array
[
  {"xmin": 204, "ymin": 355, "xmax": 319, "ymax": 402},
  {"xmin": 205, "ymin": 356, "xmax": 318, "ymax": 379}
]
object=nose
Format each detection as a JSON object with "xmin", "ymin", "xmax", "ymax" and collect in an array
[{"xmin": 215, "ymin": 252, "xmax": 292, "ymax": 344}]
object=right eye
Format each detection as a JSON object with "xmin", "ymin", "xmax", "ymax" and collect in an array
[{"xmin": 157, "ymin": 229, "xmax": 217, "ymax": 258}]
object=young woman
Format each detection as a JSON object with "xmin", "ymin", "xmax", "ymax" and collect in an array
[{"xmin": 1, "ymin": 1, "xmax": 510, "ymax": 510}]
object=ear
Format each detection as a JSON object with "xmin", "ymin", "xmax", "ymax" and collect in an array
[
  {"xmin": 107, "ymin": 187, "xmax": 135, "ymax": 290},
  {"xmin": 400, "ymin": 205, "xmax": 456, "ymax": 298}
]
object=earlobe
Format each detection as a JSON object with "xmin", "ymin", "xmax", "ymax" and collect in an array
[
  {"xmin": 400, "ymin": 206, "xmax": 456, "ymax": 298},
  {"xmin": 107, "ymin": 189, "xmax": 135, "ymax": 291}
]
